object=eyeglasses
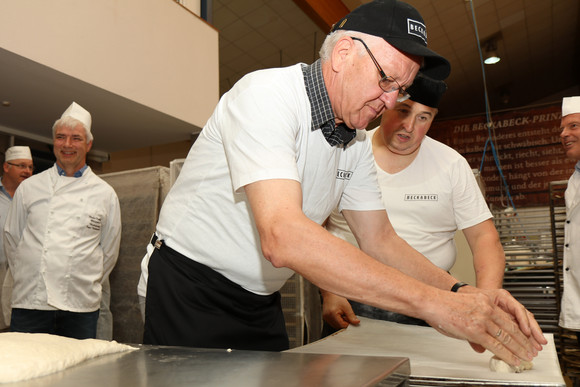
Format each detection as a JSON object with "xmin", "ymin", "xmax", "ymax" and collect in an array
[
  {"xmin": 351, "ymin": 37, "xmax": 410, "ymax": 102},
  {"xmin": 7, "ymin": 162, "xmax": 34, "ymax": 172}
]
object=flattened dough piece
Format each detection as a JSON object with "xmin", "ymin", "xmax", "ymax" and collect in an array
[
  {"xmin": 0, "ymin": 332, "xmax": 137, "ymax": 383},
  {"xmin": 489, "ymin": 355, "xmax": 533, "ymax": 373}
]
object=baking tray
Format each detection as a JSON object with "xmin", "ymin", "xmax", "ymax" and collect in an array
[{"xmin": 289, "ymin": 317, "xmax": 565, "ymax": 386}]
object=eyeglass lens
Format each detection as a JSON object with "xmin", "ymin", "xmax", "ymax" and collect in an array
[{"xmin": 8, "ymin": 162, "xmax": 34, "ymax": 171}]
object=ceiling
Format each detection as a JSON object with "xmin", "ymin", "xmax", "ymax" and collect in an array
[
  {"xmin": 0, "ymin": 47, "xmax": 197, "ymax": 160},
  {"xmin": 215, "ymin": 0, "xmax": 580, "ymax": 120},
  {"xmin": 1, "ymin": 0, "xmax": 578, "ymax": 159}
]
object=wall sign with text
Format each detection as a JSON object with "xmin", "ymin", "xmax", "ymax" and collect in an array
[{"xmin": 428, "ymin": 104, "xmax": 576, "ymax": 208}]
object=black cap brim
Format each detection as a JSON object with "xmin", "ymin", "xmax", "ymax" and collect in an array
[{"xmin": 385, "ymin": 37, "xmax": 450, "ymax": 81}]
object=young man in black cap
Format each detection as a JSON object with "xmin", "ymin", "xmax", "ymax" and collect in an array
[
  {"xmin": 323, "ymin": 74, "xmax": 505, "ymax": 328},
  {"xmin": 142, "ymin": 0, "xmax": 545, "ymax": 366}
]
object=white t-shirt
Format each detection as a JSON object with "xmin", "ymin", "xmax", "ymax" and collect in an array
[
  {"xmin": 153, "ymin": 63, "xmax": 383, "ymax": 295},
  {"xmin": 327, "ymin": 128, "xmax": 492, "ymax": 271}
]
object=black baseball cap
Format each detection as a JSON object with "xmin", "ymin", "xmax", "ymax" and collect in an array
[
  {"xmin": 407, "ymin": 73, "xmax": 447, "ymax": 108},
  {"xmin": 331, "ymin": 0, "xmax": 451, "ymax": 80}
]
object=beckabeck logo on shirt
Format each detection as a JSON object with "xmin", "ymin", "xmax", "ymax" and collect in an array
[
  {"xmin": 405, "ymin": 194, "xmax": 438, "ymax": 201},
  {"xmin": 336, "ymin": 169, "xmax": 353, "ymax": 180},
  {"xmin": 407, "ymin": 19, "xmax": 427, "ymax": 44}
]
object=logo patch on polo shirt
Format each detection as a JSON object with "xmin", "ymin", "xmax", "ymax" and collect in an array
[
  {"xmin": 336, "ymin": 169, "xmax": 353, "ymax": 180},
  {"xmin": 407, "ymin": 19, "xmax": 427, "ymax": 44},
  {"xmin": 405, "ymin": 194, "xmax": 438, "ymax": 201}
]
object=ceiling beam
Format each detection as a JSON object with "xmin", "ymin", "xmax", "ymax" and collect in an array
[{"xmin": 292, "ymin": 0, "xmax": 350, "ymax": 33}]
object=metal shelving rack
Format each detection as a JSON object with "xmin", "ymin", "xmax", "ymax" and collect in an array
[
  {"xmin": 493, "ymin": 206, "xmax": 560, "ymax": 337},
  {"xmin": 492, "ymin": 186, "xmax": 580, "ymax": 384}
]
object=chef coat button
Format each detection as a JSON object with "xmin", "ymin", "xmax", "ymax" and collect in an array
[
  {"xmin": 565, "ymin": 243, "xmax": 569, "ymax": 248},
  {"xmin": 565, "ymin": 267, "xmax": 570, "ymax": 271},
  {"xmin": 566, "ymin": 220, "xmax": 570, "ymax": 224}
]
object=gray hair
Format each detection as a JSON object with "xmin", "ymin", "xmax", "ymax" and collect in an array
[
  {"xmin": 319, "ymin": 30, "xmax": 370, "ymax": 61},
  {"xmin": 52, "ymin": 116, "xmax": 93, "ymax": 143}
]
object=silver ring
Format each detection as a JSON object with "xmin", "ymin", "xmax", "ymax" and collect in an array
[{"xmin": 495, "ymin": 328, "xmax": 502, "ymax": 338}]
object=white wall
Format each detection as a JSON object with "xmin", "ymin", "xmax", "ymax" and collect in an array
[
  {"xmin": 177, "ymin": 0, "xmax": 201, "ymax": 16},
  {"xmin": 0, "ymin": 0, "xmax": 218, "ymax": 129}
]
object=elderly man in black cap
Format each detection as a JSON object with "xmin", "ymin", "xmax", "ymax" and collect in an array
[
  {"xmin": 142, "ymin": 0, "xmax": 545, "ymax": 366},
  {"xmin": 322, "ymin": 74, "xmax": 505, "ymax": 328}
]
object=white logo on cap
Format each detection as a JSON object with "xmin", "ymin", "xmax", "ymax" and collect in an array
[{"xmin": 407, "ymin": 19, "xmax": 427, "ymax": 44}]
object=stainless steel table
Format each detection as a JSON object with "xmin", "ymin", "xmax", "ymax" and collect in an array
[{"xmin": 8, "ymin": 345, "xmax": 410, "ymax": 387}]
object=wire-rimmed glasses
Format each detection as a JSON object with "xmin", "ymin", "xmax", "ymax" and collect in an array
[{"xmin": 351, "ymin": 37, "xmax": 411, "ymax": 103}]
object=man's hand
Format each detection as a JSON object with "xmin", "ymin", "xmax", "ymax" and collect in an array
[
  {"xmin": 483, "ymin": 287, "xmax": 546, "ymax": 349},
  {"xmin": 426, "ymin": 287, "xmax": 547, "ymax": 367},
  {"xmin": 320, "ymin": 290, "xmax": 360, "ymax": 330}
]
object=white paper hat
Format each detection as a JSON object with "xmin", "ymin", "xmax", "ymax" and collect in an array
[
  {"xmin": 5, "ymin": 146, "xmax": 32, "ymax": 162},
  {"xmin": 61, "ymin": 102, "xmax": 92, "ymax": 133},
  {"xmin": 562, "ymin": 96, "xmax": 580, "ymax": 117}
]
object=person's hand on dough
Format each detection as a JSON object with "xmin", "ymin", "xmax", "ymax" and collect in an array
[
  {"xmin": 320, "ymin": 290, "xmax": 360, "ymax": 330},
  {"xmin": 424, "ymin": 286, "xmax": 547, "ymax": 367}
]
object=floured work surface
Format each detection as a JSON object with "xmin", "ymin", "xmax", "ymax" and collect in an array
[
  {"xmin": 0, "ymin": 333, "xmax": 137, "ymax": 383},
  {"xmin": 288, "ymin": 317, "xmax": 565, "ymax": 386}
]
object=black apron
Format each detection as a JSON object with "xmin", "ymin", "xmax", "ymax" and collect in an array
[{"xmin": 143, "ymin": 238, "xmax": 289, "ymax": 351}]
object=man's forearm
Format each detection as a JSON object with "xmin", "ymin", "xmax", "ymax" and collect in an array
[
  {"xmin": 361, "ymin": 233, "xmax": 457, "ymax": 291},
  {"xmin": 465, "ymin": 221, "xmax": 506, "ymax": 289},
  {"xmin": 473, "ymin": 248, "xmax": 505, "ymax": 289}
]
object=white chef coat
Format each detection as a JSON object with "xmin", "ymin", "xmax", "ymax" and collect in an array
[
  {"xmin": 0, "ymin": 178, "xmax": 11, "ymax": 328},
  {"xmin": 0, "ymin": 178, "xmax": 12, "ymax": 267},
  {"xmin": 3, "ymin": 164, "xmax": 121, "ymax": 313},
  {"xmin": 560, "ymin": 163, "xmax": 580, "ymax": 331}
]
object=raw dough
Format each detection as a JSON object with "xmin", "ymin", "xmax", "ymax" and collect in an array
[
  {"xmin": 0, "ymin": 332, "xmax": 137, "ymax": 383},
  {"xmin": 489, "ymin": 355, "xmax": 533, "ymax": 373}
]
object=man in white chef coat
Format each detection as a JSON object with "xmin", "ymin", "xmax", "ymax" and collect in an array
[
  {"xmin": 3, "ymin": 102, "xmax": 121, "ymax": 339},
  {"xmin": 559, "ymin": 96, "xmax": 580, "ymax": 347},
  {"xmin": 143, "ymin": 0, "xmax": 546, "ymax": 367},
  {"xmin": 0, "ymin": 146, "xmax": 33, "ymax": 329}
]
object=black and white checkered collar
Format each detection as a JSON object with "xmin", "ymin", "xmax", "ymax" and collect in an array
[{"xmin": 302, "ymin": 60, "xmax": 356, "ymax": 147}]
